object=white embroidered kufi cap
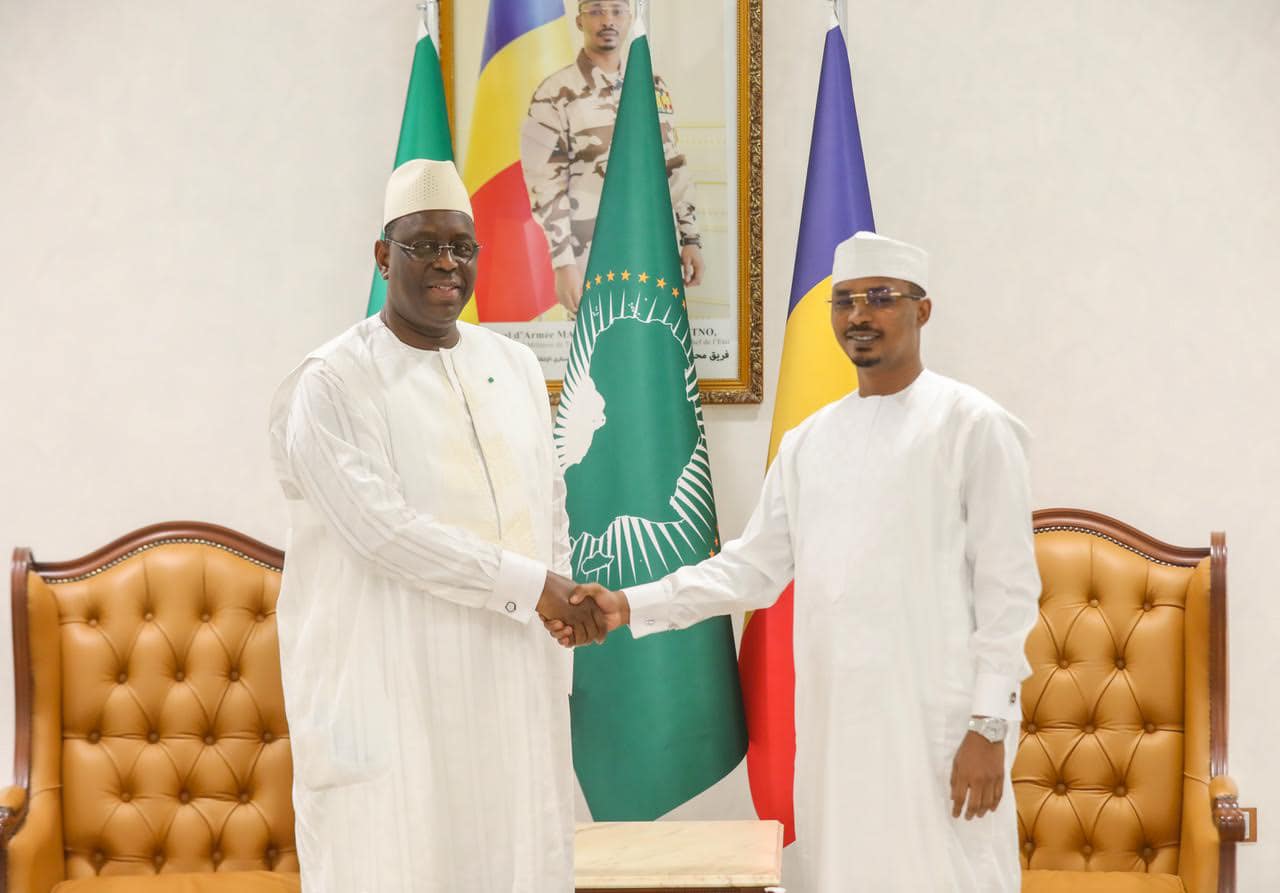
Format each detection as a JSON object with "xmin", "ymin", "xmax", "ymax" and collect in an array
[
  {"xmin": 832, "ymin": 231, "xmax": 929, "ymax": 293},
  {"xmin": 383, "ymin": 159, "xmax": 473, "ymax": 228}
]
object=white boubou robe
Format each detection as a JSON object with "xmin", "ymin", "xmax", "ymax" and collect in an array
[
  {"xmin": 268, "ymin": 317, "xmax": 574, "ymax": 893},
  {"xmin": 627, "ymin": 369, "xmax": 1041, "ymax": 892}
]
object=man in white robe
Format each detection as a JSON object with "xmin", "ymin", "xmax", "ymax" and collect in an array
[
  {"xmin": 553, "ymin": 232, "xmax": 1040, "ymax": 891},
  {"xmin": 269, "ymin": 159, "xmax": 601, "ymax": 892}
]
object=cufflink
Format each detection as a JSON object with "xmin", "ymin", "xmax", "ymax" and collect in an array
[
  {"xmin": 1009, "ymin": 692, "xmax": 1017, "ymax": 704},
  {"xmin": 505, "ymin": 601, "xmax": 516, "ymax": 614}
]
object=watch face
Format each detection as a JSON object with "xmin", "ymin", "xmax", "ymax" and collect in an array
[{"xmin": 982, "ymin": 719, "xmax": 1007, "ymax": 742}]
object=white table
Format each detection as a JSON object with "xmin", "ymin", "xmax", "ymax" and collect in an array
[{"xmin": 575, "ymin": 820, "xmax": 785, "ymax": 892}]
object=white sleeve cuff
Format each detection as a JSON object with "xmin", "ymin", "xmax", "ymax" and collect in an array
[
  {"xmin": 625, "ymin": 580, "xmax": 674, "ymax": 639},
  {"xmin": 487, "ymin": 550, "xmax": 546, "ymax": 624},
  {"xmin": 971, "ymin": 671, "xmax": 1022, "ymax": 721}
]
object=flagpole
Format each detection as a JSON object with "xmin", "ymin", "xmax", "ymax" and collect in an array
[
  {"xmin": 827, "ymin": 0, "xmax": 851, "ymax": 56},
  {"xmin": 418, "ymin": 0, "xmax": 440, "ymax": 51},
  {"xmin": 636, "ymin": 0, "xmax": 651, "ymax": 36}
]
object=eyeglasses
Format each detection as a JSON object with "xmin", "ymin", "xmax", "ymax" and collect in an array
[
  {"xmin": 828, "ymin": 287, "xmax": 922, "ymax": 313},
  {"xmin": 384, "ymin": 237, "xmax": 482, "ymax": 263},
  {"xmin": 581, "ymin": 4, "xmax": 630, "ymax": 18}
]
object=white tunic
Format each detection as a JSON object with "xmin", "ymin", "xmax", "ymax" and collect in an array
[
  {"xmin": 627, "ymin": 370, "xmax": 1040, "ymax": 892},
  {"xmin": 268, "ymin": 317, "xmax": 575, "ymax": 893}
]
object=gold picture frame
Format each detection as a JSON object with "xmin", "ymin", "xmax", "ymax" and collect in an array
[{"xmin": 438, "ymin": 0, "xmax": 763, "ymax": 403}]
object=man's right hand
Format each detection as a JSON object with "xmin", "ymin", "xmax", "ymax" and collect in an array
[
  {"xmin": 544, "ymin": 584, "xmax": 629, "ymax": 647},
  {"xmin": 536, "ymin": 572, "xmax": 605, "ymax": 646},
  {"xmin": 554, "ymin": 265, "xmax": 584, "ymax": 315}
]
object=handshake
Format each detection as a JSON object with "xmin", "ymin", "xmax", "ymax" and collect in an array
[{"xmin": 535, "ymin": 572, "xmax": 630, "ymax": 648}]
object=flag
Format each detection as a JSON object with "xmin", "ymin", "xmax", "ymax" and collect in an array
[
  {"xmin": 461, "ymin": 0, "xmax": 573, "ymax": 322},
  {"xmin": 552, "ymin": 24, "xmax": 747, "ymax": 820},
  {"xmin": 737, "ymin": 20, "xmax": 875, "ymax": 846},
  {"xmin": 365, "ymin": 18, "xmax": 454, "ymax": 317}
]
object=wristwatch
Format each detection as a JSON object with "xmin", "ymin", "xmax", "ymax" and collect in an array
[{"xmin": 967, "ymin": 716, "xmax": 1008, "ymax": 743}]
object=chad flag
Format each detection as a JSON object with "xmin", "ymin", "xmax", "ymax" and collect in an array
[
  {"xmin": 736, "ymin": 18, "xmax": 875, "ymax": 846},
  {"xmin": 461, "ymin": 0, "xmax": 574, "ymax": 323}
]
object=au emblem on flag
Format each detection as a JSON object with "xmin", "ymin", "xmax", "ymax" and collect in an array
[{"xmin": 557, "ymin": 269, "xmax": 716, "ymax": 582}]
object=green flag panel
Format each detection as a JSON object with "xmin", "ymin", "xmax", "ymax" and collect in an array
[{"xmin": 553, "ymin": 33, "xmax": 747, "ymax": 821}]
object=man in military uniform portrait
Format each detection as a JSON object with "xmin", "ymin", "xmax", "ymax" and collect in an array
[{"xmin": 520, "ymin": 0, "xmax": 704, "ymax": 316}]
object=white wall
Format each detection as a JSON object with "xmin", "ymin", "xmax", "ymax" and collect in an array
[{"xmin": 2, "ymin": 0, "xmax": 1276, "ymax": 887}]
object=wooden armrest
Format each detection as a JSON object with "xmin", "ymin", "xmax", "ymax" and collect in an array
[
  {"xmin": 1209, "ymin": 775, "xmax": 1238, "ymax": 801},
  {"xmin": 0, "ymin": 785, "xmax": 28, "ymax": 841},
  {"xmin": 1210, "ymin": 775, "xmax": 1256, "ymax": 843},
  {"xmin": 0, "ymin": 787, "xmax": 25, "ymax": 814},
  {"xmin": 1, "ymin": 783, "xmax": 66, "ymax": 893}
]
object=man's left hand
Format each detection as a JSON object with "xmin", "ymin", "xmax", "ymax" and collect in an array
[
  {"xmin": 950, "ymin": 728, "xmax": 1005, "ymax": 820},
  {"xmin": 681, "ymin": 245, "xmax": 704, "ymax": 287}
]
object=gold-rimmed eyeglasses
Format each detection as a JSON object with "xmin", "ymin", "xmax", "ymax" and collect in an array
[
  {"xmin": 828, "ymin": 286, "xmax": 922, "ymax": 313},
  {"xmin": 384, "ymin": 238, "xmax": 482, "ymax": 263}
]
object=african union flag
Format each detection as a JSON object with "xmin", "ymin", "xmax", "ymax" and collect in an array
[
  {"xmin": 460, "ymin": 0, "xmax": 574, "ymax": 323},
  {"xmin": 553, "ymin": 19, "xmax": 746, "ymax": 820},
  {"xmin": 736, "ymin": 15, "xmax": 875, "ymax": 846}
]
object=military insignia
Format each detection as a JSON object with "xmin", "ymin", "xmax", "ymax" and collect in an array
[{"xmin": 654, "ymin": 82, "xmax": 674, "ymax": 115}]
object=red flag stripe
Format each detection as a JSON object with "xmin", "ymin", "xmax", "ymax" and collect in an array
[
  {"xmin": 470, "ymin": 163, "xmax": 558, "ymax": 322},
  {"xmin": 738, "ymin": 582, "xmax": 797, "ymax": 845}
]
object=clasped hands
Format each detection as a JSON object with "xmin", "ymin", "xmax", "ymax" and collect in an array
[{"xmin": 535, "ymin": 574, "xmax": 629, "ymax": 647}]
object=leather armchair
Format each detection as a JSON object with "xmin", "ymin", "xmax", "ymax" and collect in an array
[
  {"xmin": 2, "ymin": 523, "xmax": 300, "ymax": 892},
  {"xmin": 1017, "ymin": 510, "xmax": 1252, "ymax": 893}
]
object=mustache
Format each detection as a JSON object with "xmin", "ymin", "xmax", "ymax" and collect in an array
[
  {"xmin": 422, "ymin": 275, "xmax": 464, "ymax": 288},
  {"xmin": 844, "ymin": 325, "xmax": 881, "ymax": 336}
]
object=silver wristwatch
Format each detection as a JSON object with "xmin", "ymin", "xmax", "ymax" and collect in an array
[{"xmin": 967, "ymin": 716, "xmax": 1008, "ymax": 743}]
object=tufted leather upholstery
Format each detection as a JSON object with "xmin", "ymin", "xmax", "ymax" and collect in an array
[
  {"xmin": 3, "ymin": 525, "xmax": 300, "ymax": 893},
  {"xmin": 1017, "ymin": 514, "xmax": 1238, "ymax": 893}
]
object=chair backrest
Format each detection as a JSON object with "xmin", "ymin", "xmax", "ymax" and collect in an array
[
  {"xmin": 1016, "ymin": 509, "xmax": 1222, "ymax": 878},
  {"xmin": 11, "ymin": 523, "xmax": 297, "ymax": 881}
]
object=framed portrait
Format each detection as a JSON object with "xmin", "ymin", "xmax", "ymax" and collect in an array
[{"xmin": 438, "ymin": 0, "xmax": 763, "ymax": 403}]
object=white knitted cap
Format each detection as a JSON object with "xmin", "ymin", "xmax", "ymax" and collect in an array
[
  {"xmin": 832, "ymin": 231, "xmax": 929, "ymax": 293},
  {"xmin": 383, "ymin": 159, "xmax": 473, "ymax": 228}
]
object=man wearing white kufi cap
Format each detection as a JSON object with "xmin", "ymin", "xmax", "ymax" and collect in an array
[
  {"xmin": 559, "ymin": 231, "xmax": 1039, "ymax": 891},
  {"xmin": 269, "ymin": 158, "xmax": 601, "ymax": 892}
]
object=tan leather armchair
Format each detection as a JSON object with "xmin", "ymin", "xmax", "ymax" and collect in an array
[
  {"xmin": 1, "ymin": 523, "xmax": 300, "ymax": 892},
  {"xmin": 1018, "ymin": 510, "xmax": 1252, "ymax": 893}
]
